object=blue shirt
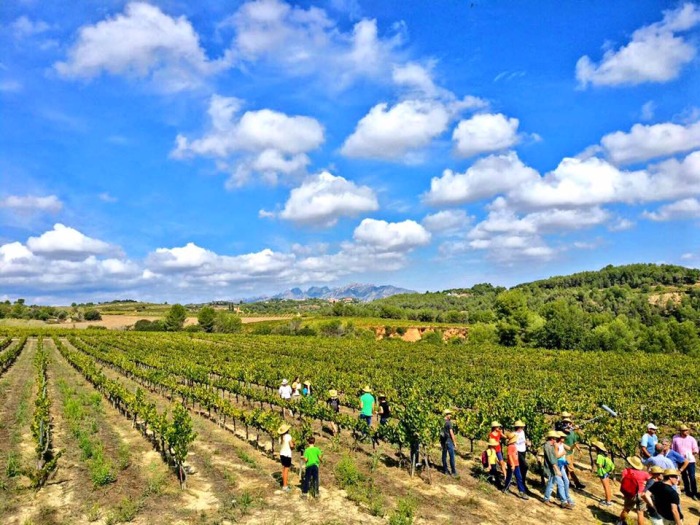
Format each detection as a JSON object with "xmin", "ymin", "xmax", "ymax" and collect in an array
[
  {"xmin": 665, "ymin": 449, "xmax": 686, "ymax": 469},
  {"xmin": 641, "ymin": 433, "xmax": 658, "ymax": 457},
  {"xmin": 644, "ymin": 454, "xmax": 675, "ymax": 470}
]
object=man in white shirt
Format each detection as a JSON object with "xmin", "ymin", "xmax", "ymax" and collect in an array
[{"xmin": 279, "ymin": 379, "xmax": 292, "ymax": 416}]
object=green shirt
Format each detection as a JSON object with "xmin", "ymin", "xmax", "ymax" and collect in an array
[
  {"xmin": 596, "ymin": 453, "xmax": 614, "ymax": 477},
  {"xmin": 564, "ymin": 431, "xmax": 579, "ymax": 456},
  {"xmin": 360, "ymin": 393, "xmax": 375, "ymax": 416},
  {"xmin": 304, "ymin": 445, "xmax": 322, "ymax": 467}
]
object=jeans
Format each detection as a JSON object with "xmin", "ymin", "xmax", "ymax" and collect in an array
[
  {"xmin": 302, "ymin": 465, "xmax": 319, "ymax": 496},
  {"xmin": 442, "ymin": 440, "xmax": 456, "ymax": 475},
  {"xmin": 360, "ymin": 414, "xmax": 372, "ymax": 427},
  {"xmin": 517, "ymin": 451, "xmax": 528, "ymax": 488},
  {"xmin": 503, "ymin": 465, "xmax": 527, "ymax": 493},
  {"xmin": 682, "ymin": 461, "xmax": 697, "ymax": 497},
  {"xmin": 544, "ymin": 474, "xmax": 566, "ymax": 503},
  {"xmin": 560, "ymin": 466, "xmax": 573, "ymax": 503}
]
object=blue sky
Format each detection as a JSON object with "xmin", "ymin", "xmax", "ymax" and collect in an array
[{"xmin": 1, "ymin": 0, "xmax": 699, "ymax": 304}]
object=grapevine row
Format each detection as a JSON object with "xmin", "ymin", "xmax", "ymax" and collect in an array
[{"xmin": 51, "ymin": 337, "xmax": 196, "ymax": 488}]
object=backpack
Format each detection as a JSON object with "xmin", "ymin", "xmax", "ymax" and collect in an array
[
  {"xmin": 481, "ymin": 450, "xmax": 489, "ymax": 469},
  {"xmin": 620, "ymin": 469, "xmax": 638, "ymax": 498}
]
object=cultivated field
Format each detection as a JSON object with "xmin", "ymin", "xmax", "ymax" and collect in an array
[{"xmin": 1, "ymin": 330, "xmax": 699, "ymax": 525}]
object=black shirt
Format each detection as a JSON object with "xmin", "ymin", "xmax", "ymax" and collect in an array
[
  {"xmin": 327, "ymin": 398, "xmax": 340, "ymax": 413},
  {"xmin": 649, "ymin": 482, "xmax": 683, "ymax": 521},
  {"xmin": 378, "ymin": 400, "xmax": 390, "ymax": 419},
  {"xmin": 443, "ymin": 420, "xmax": 454, "ymax": 443}
]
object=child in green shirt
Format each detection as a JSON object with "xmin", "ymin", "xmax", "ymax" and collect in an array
[
  {"xmin": 302, "ymin": 437, "xmax": 323, "ymax": 497},
  {"xmin": 591, "ymin": 440, "xmax": 614, "ymax": 506}
]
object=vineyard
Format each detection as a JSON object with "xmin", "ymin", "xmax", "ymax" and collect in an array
[{"xmin": 0, "ymin": 329, "xmax": 699, "ymax": 524}]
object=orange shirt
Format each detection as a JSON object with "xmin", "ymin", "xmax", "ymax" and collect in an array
[
  {"xmin": 489, "ymin": 430, "xmax": 503, "ymax": 453},
  {"xmin": 507, "ymin": 443, "xmax": 519, "ymax": 467}
]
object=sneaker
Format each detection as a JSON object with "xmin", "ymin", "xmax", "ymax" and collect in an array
[
  {"xmin": 561, "ymin": 502, "xmax": 573, "ymax": 510},
  {"xmin": 543, "ymin": 499, "xmax": 557, "ymax": 507},
  {"xmin": 599, "ymin": 500, "xmax": 612, "ymax": 507},
  {"xmin": 519, "ymin": 492, "xmax": 530, "ymax": 500},
  {"xmin": 282, "ymin": 486, "xmax": 290, "ymax": 492}
]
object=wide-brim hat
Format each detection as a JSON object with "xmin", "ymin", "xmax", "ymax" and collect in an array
[
  {"xmin": 650, "ymin": 466, "xmax": 665, "ymax": 474},
  {"xmin": 488, "ymin": 438, "xmax": 499, "ymax": 446},
  {"xmin": 561, "ymin": 411, "xmax": 572, "ymax": 418},
  {"xmin": 663, "ymin": 468, "xmax": 680, "ymax": 477},
  {"xmin": 378, "ymin": 393, "xmax": 386, "ymax": 399},
  {"xmin": 491, "ymin": 420, "xmax": 502, "ymax": 428},
  {"xmin": 282, "ymin": 379, "xmax": 289, "ymax": 385},
  {"xmin": 328, "ymin": 389, "xmax": 338, "ymax": 398},
  {"xmin": 362, "ymin": 385, "xmax": 372, "ymax": 393},
  {"xmin": 679, "ymin": 424, "xmax": 690, "ymax": 431},
  {"xmin": 546, "ymin": 430, "xmax": 560, "ymax": 439},
  {"xmin": 303, "ymin": 381, "xmax": 311, "ymax": 386},
  {"xmin": 591, "ymin": 440, "xmax": 607, "ymax": 452},
  {"xmin": 513, "ymin": 420, "xmax": 526, "ymax": 427},
  {"xmin": 443, "ymin": 409, "xmax": 453, "ymax": 416},
  {"xmin": 627, "ymin": 456, "xmax": 644, "ymax": 471},
  {"xmin": 556, "ymin": 431, "xmax": 567, "ymax": 438},
  {"xmin": 505, "ymin": 432, "xmax": 517, "ymax": 445},
  {"xmin": 562, "ymin": 417, "xmax": 573, "ymax": 423},
  {"xmin": 277, "ymin": 423, "xmax": 291, "ymax": 435}
]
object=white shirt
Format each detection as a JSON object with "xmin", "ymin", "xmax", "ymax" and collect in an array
[
  {"xmin": 515, "ymin": 429, "xmax": 527, "ymax": 453},
  {"xmin": 279, "ymin": 384, "xmax": 292, "ymax": 400},
  {"xmin": 280, "ymin": 433, "xmax": 292, "ymax": 457}
]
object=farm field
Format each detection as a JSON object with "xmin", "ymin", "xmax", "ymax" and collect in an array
[{"xmin": 0, "ymin": 330, "xmax": 699, "ymax": 524}]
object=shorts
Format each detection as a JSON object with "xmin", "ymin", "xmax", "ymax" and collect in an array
[
  {"xmin": 496, "ymin": 451, "xmax": 504, "ymax": 462},
  {"xmin": 280, "ymin": 455, "xmax": 292, "ymax": 468},
  {"xmin": 598, "ymin": 473, "xmax": 610, "ymax": 479},
  {"xmin": 623, "ymin": 494, "xmax": 646, "ymax": 512}
]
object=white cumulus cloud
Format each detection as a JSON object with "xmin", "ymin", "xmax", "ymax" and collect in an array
[
  {"xmin": 643, "ymin": 198, "xmax": 700, "ymax": 221},
  {"xmin": 601, "ymin": 119, "xmax": 700, "ymax": 165},
  {"xmin": 421, "ymin": 209, "xmax": 470, "ymax": 234},
  {"xmin": 341, "ymin": 99, "xmax": 451, "ymax": 160},
  {"xmin": 424, "ymin": 151, "xmax": 540, "ymax": 206},
  {"xmin": 452, "ymin": 113, "xmax": 520, "ymax": 158},
  {"xmin": 173, "ymin": 94, "xmax": 324, "ymax": 187},
  {"xmin": 55, "ymin": 2, "xmax": 225, "ymax": 92},
  {"xmin": 353, "ymin": 218, "xmax": 431, "ymax": 251},
  {"xmin": 576, "ymin": 3, "xmax": 700, "ymax": 88},
  {"xmin": 278, "ymin": 171, "xmax": 379, "ymax": 226},
  {"xmin": 26, "ymin": 224, "xmax": 120, "ymax": 261}
]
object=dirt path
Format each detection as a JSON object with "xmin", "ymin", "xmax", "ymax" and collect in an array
[{"xmin": 0, "ymin": 338, "xmax": 36, "ymax": 522}]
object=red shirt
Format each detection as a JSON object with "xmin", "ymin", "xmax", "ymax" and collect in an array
[
  {"xmin": 622, "ymin": 468, "xmax": 651, "ymax": 494},
  {"xmin": 489, "ymin": 430, "xmax": 503, "ymax": 453},
  {"xmin": 507, "ymin": 443, "xmax": 519, "ymax": 467}
]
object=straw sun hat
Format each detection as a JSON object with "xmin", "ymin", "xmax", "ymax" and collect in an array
[
  {"xmin": 627, "ymin": 456, "xmax": 645, "ymax": 471},
  {"xmin": 277, "ymin": 423, "xmax": 291, "ymax": 435}
]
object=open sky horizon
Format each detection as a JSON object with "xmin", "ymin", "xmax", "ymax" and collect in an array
[{"xmin": 1, "ymin": 0, "xmax": 699, "ymax": 305}]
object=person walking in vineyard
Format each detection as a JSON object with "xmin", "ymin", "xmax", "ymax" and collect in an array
[
  {"xmin": 359, "ymin": 386, "xmax": 374, "ymax": 428},
  {"xmin": 671, "ymin": 424, "xmax": 698, "ymax": 500},
  {"xmin": 279, "ymin": 379, "xmax": 292, "ymax": 416},
  {"xmin": 543, "ymin": 430, "xmax": 571, "ymax": 509},
  {"xmin": 641, "ymin": 423, "xmax": 659, "ymax": 460},
  {"xmin": 513, "ymin": 420, "xmax": 530, "ymax": 491},
  {"xmin": 377, "ymin": 394, "xmax": 390, "ymax": 426},
  {"xmin": 662, "ymin": 438, "xmax": 689, "ymax": 476},
  {"xmin": 441, "ymin": 409, "xmax": 458, "ymax": 477},
  {"xmin": 556, "ymin": 431, "xmax": 575, "ymax": 507},
  {"xmin": 302, "ymin": 380, "xmax": 312, "ymax": 397},
  {"xmin": 617, "ymin": 456, "xmax": 651, "ymax": 525},
  {"xmin": 644, "ymin": 466, "xmax": 666, "ymax": 523},
  {"xmin": 291, "ymin": 377, "xmax": 302, "ymax": 400},
  {"xmin": 592, "ymin": 440, "xmax": 614, "ymax": 507},
  {"xmin": 555, "ymin": 411, "xmax": 574, "ymax": 433},
  {"xmin": 502, "ymin": 432, "xmax": 529, "ymax": 499},
  {"xmin": 563, "ymin": 423, "xmax": 586, "ymax": 489},
  {"xmin": 301, "ymin": 436, "xmax": 322, "ymax": 498},
  {"xmin": 278, "ymin": 424, "xmax": 294, "ymax": 492},
  {"xmin": 327, "ymin": 389, "xmax": 340, "ymax": 435},
  {"xmin": 645, "ymin": 443, "xmax": 676, "ymax": 471},
  {"xmin": 489, "ymin": 421, "xmax": 507, "ymax": 476},
  {"xmin": 647, "ymin": 468, "xmax": 684, "ymax": 525}
]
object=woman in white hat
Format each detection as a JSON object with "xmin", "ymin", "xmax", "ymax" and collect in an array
[{"xmin": 278, "ymin": 424, "xmax": 294, "ymax": 492}]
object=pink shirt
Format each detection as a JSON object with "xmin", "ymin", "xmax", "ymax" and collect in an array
[{"xmin": 672, "ymin": 434, "xmax": 698, "ymax": 463}]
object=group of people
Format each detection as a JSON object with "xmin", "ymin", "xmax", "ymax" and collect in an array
[{"xmin": 275, "ymin": 383, "xmax": 392, "ymax": 497}]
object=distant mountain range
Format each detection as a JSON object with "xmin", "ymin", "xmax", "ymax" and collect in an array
[{"xmin": 244, "ymin": 283, "xmax": 415, "ymax": 303}]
